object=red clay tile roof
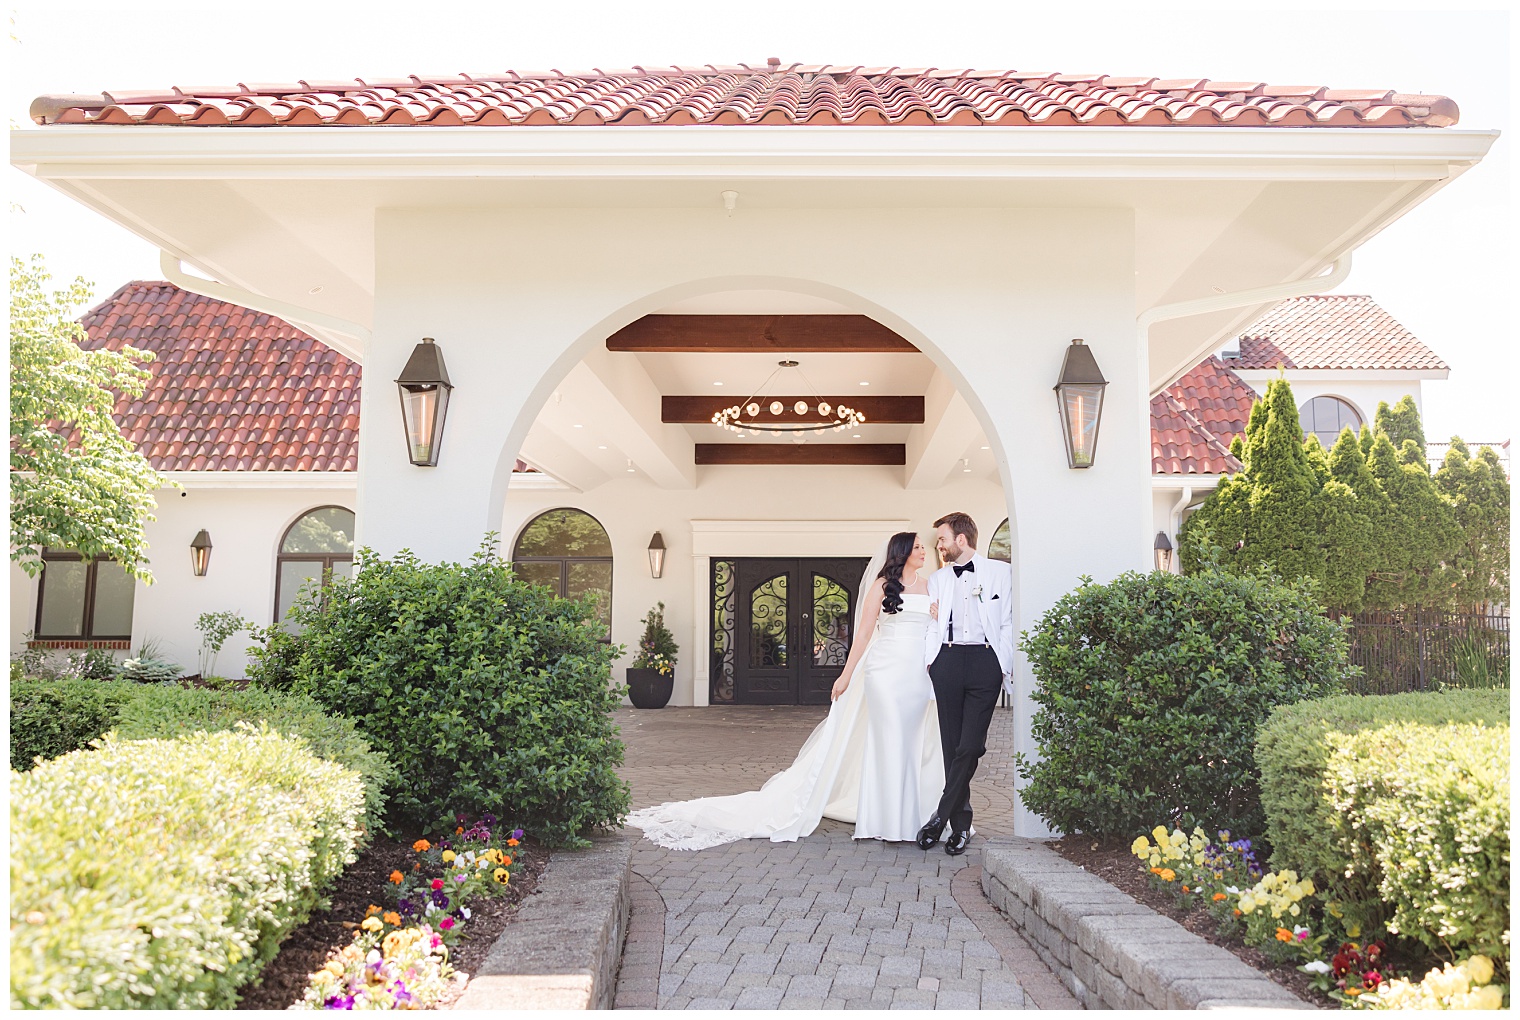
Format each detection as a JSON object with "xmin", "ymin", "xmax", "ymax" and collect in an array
[
  {"xmin": 78, "ymin": 281, "xmax": 360, "ymax": 471},
  {"xmin": 1153, "ymin": 356, "xmax": 1255, "ymax": 475},
  {"xmin": 1233, "ymin": 295, "xmax": 1449, "ymax": 371},
  {"xmin": 30, "ymin": 67, "xmax": 1459, "ymax": 127}
]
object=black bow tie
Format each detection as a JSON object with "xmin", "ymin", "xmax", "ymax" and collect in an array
[{"xmin": 953, "ymin": 561, "xmax": 975, "ymax": 577}]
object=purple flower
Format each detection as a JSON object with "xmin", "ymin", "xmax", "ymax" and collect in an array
[
  {"xmin": 432, "ymin": 891, "xmax": 450, "ymax": 908},
  {"xmin": 481, "ymin": 814, "xmax": 497, "ymax": 826},
  {"xmin": 390, "ymin": 980, "xmax": 414, "ymax": 1005},
  {"xmin": 511, "ymin": 828, "xmax": 524, "ymax": 840},
  {"xmin": 454, "ymin": 873, "xmax": 467, "ymax": 883},
  {"xmin": 439, "ymin": 840, "xmax": 452, "ymax": 851},
  {"xmin": 397, "ymin": 898, "xmax": 415, "ymax": 916},
  {"xmin": 323, "ymin": 994, "xmax": 355, "ymax": 1009}
]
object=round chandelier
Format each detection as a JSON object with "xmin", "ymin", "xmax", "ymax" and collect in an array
[{"xmin": 711, "ymin": 360, "xmax": 867, "ymax": 436}]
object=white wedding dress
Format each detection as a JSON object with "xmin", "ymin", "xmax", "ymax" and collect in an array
[{"xmin": 626, "ymin": 593, "xmax": 944, "ymax": 850}]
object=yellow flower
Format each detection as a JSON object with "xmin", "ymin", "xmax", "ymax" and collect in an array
[
  {"xmin": 1159, "ymin": 869, "xmax": 1175, "ymax": 882},
  {"xmin": 1131, "ymin": 836, "xmax": 1150, "ymax": 858},
  {"xmin": 1464, "ymin": 955, "xmax": 1495, "ymax": 986},
  {"xmin": 1238, "ymin": 894, "xmax": 1257, "ymax": 914},
  {"xmin": 1152, "ymin": 825, "xmax": 1169, "ymax": 844},
  {"xmin": 1463, "ymin": 985, "xmax": 1503, "ymax": 1010},
  {"xmin": 442, "ymin": 850, "xmax": 456, "ymax": 863},
  {"xmin": 325, "ymin": 960, "xmax": 346, "ymax": 977},
  {"xmin": 493, "ymin": 867, "xmax": 510, "ymax": 884},
  {"xmin": 361, "ymin": 916, "xmax": 383, "ymax": 932}
]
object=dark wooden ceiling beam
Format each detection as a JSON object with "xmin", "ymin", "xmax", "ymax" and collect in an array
[
  {"xmin": 696, "ymin": 444, "xmax": 905, "ymax": 466},
  {"xmin": 606, "ymin": 314, "xmax": 919, "ymax": 353},
  {"xmin": 663, "ymin": 395, "xmax": 924, "ymax": 425}
]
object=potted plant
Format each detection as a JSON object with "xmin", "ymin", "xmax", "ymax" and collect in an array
[{"xmin": 627, "ymin": 602, "xmax": 678, "ymax": 709}]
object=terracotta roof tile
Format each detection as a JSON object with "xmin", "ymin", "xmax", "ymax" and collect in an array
[
  {"xmin": 31, "ymin": 67, "xmax": 1459, "ymax": 127},
  {"xmin": 74, "ymin": 282, "xmax": 360, "ymax": 472},
  {"xmin": 1232, "ymin": 295, "xmax": 1448, "ymax": 371},
  {"xmin": 1152, "ymin": 356, "xmax": 1255, "ymax": 475}
]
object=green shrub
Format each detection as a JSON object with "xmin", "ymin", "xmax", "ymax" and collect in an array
[
  {"xmin": 244, "ymin": 621, "xmax": 305, "ymax": 691},
  {"xmin": 1015, "ymin": 569, "xmax": 1354, "ymax": 838},
  {"xmin": 1256, "ymin": 690, "xmax": 1509, "ymax": 952},
  {"xmin": 115, "ymin": 656, "xmax": 182, "ymax": 683},
  {"xmin": 8, "ymin": 678, "xmax": 137, "ymax": 770},
  {"xmin": 114, "ymin": 686, "xmax": 396, "ymax": 834},
  {"xmin": 9, "ymin": 725, "xmax": 367, "ymax": 1009},
  {"xmin": 260, "ymin": 539, "xmax": 630, "ymax": 847}
]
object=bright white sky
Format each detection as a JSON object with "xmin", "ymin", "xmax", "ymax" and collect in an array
[{"xmin": 6, "ymin": 3, "xmax": 1512, "ymax": 443}]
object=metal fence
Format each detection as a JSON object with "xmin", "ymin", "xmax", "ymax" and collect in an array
[{"xmin": 1342, "ymin": 609, "xmax": 1510, "ymax": 694}]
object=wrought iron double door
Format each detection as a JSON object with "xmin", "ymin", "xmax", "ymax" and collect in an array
[{"xmin": 734, "ymin": 557, "xmax": 870, "ymax": 705}]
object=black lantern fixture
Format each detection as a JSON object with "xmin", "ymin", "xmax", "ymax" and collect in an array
[
  {"xmin": 1154, "ymin": 531, "xmax": 1174, "ymax": 573},
  {"xmin": 190, "ymin": 529, "xmax": 213, "ymax": 577},
  {"xmin": 1053, "ymin": 339, "xmax": 1108, "ymax": 469},
  {"xmin": 647, "ymin": 532, "xmax": 666, "ymax": 579},
  {"xmin": 396, "ymin": 337, "xmax": 453, "ymax": 467}
]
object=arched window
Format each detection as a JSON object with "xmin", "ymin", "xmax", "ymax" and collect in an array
[
  {"xmin": 1299, "ymin": 396, "xmax": 1364, "ymax": 450},
  {"xmin": 512, "ymin": 508, "xmax": 614, "ymax": 634},
  {"xmin": 274, "ymin": 506, "xmax": 355, "ymax": 623},
  {"xmin": 988, "ymin": 518, "xmax": 1012, "ymax": 563}
]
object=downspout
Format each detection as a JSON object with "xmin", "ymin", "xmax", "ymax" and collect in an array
[
  {"xmin": 1168, "ymin": 485, "xmax": 1193, "ymax": 571},
  {"xmin": 158, "ymin": 251, "xmax": 372, "ymax": 354}
]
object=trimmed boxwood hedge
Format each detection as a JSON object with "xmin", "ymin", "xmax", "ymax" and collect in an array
[
  {"xmin": 10, "ymin": 726, "xmax": 367, "ymax": 1009},
  {"xmin": 1015, "ymin": 568, "xmax": 1355, "ymax": 838},
  {"xmin": 9, "ymin": 681, "xmax": 394, "ymax": 833},
  {"xmin": 1256, "ymin": 690, "xmax": 1509, "ymax": 955},
  {"xmin": 9, "ymin": 678, "xmax": 138, "ymax": 771}
]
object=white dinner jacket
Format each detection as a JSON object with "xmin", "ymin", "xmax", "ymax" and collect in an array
[{"xmin": 923, "ymin": 553, "xmax": 1015, "ymax": 689}]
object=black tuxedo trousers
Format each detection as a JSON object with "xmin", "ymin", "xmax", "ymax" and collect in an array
[{"xmin": 928, "ymin": 643, "xmax": 1002, "ymax": 833}]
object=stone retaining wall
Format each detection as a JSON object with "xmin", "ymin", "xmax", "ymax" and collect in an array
[
  {"xmin": 454, "ymin": 832, "xmax": 632, "ymax": 1010},
  {"xmin": 979, "ymin": 836, "xmax": 1311, "ymax": 1010}
]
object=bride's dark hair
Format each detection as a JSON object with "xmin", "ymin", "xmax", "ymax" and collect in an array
[{"xmin": 877, "ymin": 531, "xmax": 919, "ymax": 615}]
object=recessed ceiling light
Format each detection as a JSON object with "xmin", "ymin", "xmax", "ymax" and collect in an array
[
  {"xmin": 980, "ymin": 446, "xmax": 990, "ymax": 450},
  {"xmin": 308, "ymin": 285, "xmax": 323, "ymax": 295},
  {"xmin": 853, "ymin": 434, "xmax": 861, "ymax": 438},
  {"xmin": 859, "ymin": 381, "xmax": 869, "ymax": 387},
  {"xmin": 573, "ymin": 424, "xmax": 584, "ymax": 429},
  {"xmin": 597, "ymin": 445, "xmax": 607, "ymax": 450},
  {"xmin": 713, "ymin": 381, "xmax": 723, "ymax": 386}
]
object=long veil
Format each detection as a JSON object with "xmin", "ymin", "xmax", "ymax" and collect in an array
[{"xmin": 624, "ymin": 543, "xmax": 891, "ymax": 850}]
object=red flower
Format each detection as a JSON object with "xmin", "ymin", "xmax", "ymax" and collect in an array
[
  {"xmin": 1363, "ymin": 971, "xmax": 1383, "ymax": 988},
  {"xmin": 431, "ymin": 879, "xmax": 444, "ymax": 891},
  {"xmin": 439, "ymin": 917, "xmax": 455, "ymax": 930}
]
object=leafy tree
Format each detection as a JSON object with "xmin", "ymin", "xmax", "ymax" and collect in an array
[
  {"xmin": 1434, "ymin": 438, "xmax": 1511, "ymax": 611},
  {"xmin": 10, "ymin": 256, "xmax": 164, "ymax": 580}
]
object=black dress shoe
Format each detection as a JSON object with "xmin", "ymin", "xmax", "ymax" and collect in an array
[
  {"xmin": 915, "ymin": 815, "xmax": 946, "ymax": 850},
  {"xmin": 945, "ymin": 829, "xmax": 971, "ymax": 856}
]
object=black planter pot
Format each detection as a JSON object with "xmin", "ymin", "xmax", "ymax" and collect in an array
[{"xmin": 626, "ymin": 667, "xmax": 674, "ymax": 709}]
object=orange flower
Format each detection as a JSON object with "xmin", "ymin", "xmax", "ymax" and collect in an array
[
  {"xmin": 456, "ymin": 826, "xmax": 464, "ymax": 835},
  {"xmin": 507, "ymin": 838, "xmax": 520, "ymax": 847},
  {"xmin": 383, "ymin": 911, "xmax": 401, "ymax": 926},
  {"xmin": 365, "ymin": 905, "xmax": 381, "ymax": 917},
  {"xmin": 502, "ymin": 855, "xmax": 512, "ymax": 867},
  {"xmin": 413, "ymin": 863, "xmax": 421, "ymax": 872},
  {"xmin": 1233, "ymin": 909, "xmax": 1242, "ymax": 917},
  {"xmin": 1182, "ymin": 885, "xmax": 1189, "ymax": 893},
  {"xmin": 412, "ymin": 839, "xmax": 431, "ymax": 853},
  {"xmin": 389, "ymin": 870, "xmax": 404, "ymax": 885},
  {"xmin": 1212, "ymin": 893, "xmax": 1227, "ymax": 902},
  {"xmin": 1275, "ymin": 928, "xmax": 1293, "ymax": 942}
]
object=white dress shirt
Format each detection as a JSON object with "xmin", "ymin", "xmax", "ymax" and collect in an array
[{"xmin": 947, "ymin": 558, "xmax": 987, "ymax": 644}]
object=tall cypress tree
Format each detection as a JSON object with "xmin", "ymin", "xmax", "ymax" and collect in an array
[
  {"xmin": 1365, "ymin": 431, "xmax": 1461, "ymax": 609},
  {"xmin": 1375, "ymin": 395, "xmax": 1428, "ymax": 469},
  {"xmin": 1435, "ymin": 439, "xmax": 1511, "ymax": 611}
]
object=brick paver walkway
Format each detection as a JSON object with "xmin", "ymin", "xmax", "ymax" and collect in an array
[{"xmin": 616, "ymin": 705, "xmax": 1037, "ymax": 1009}]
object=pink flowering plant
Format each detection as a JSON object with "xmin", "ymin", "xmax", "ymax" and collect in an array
[{"xmin": 384, "ymin": 814, "xmax": 524, "ymax": 947}]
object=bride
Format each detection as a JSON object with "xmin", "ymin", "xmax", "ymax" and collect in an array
[{"xmin": 626, "ymin": 532, "xmax": 944, "ymax": 850}]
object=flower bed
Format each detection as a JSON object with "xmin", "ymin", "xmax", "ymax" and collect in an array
[{"xmin": 235, "ymin": 818, "xmax": 547, "ymax": 1010}]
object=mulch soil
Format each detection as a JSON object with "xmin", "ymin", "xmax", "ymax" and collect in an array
[
  {"xmin": 1049, "ymin": 835, "xmax": 1332, "ymax": 1009},
  {"xmin": 236, "ymin": 834, "xmax": 549, "ymax": 1010}
]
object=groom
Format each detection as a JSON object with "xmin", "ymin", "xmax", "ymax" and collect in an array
[{"xmin": 917, "ymin": 512, "xmax": 1015, "ymax": 855}]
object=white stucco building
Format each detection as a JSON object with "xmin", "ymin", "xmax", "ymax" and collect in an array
[{"xmin": 11, "ymin": 64, "xmax": 1494, "ymax": 835}]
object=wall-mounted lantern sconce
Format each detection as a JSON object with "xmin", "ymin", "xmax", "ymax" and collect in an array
[
  {"xmin": 191, "ymin": 529, "xmax": 213, "ymax": 577},
  {"xmin": 396, "ymin": 337, "xmax": 453, "ymax": 467},
  {"xmin": 1154, "ymin": 531, "xmax": 1174, "ymax": 573},
  {"xmin": 1054, "ymin": 339, "xmax": 1108, "ymax": 469},
  {"xmin": 648, "ymin": 532, "xmax": 667, "ymax": 579}
]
